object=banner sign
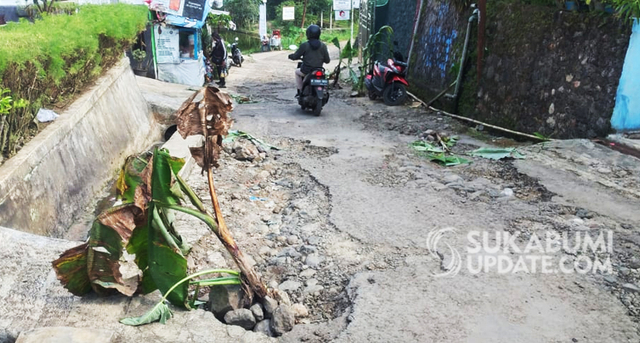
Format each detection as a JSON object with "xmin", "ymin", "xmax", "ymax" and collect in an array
[
  {"xmin": 333, "ymin": 0, "xmax": 350, "ymax": 11},
  {"xmin": 335, "ymin": 10, "xmax": 349, "ymax": 20},
  {"xmin": 182, "ymin": 0, "xmax": 207, "ymax": 20},
  {"xmin": 353, "ymin": 0, "xmax": 360, "ymax": 9},
  {"xmin": 149, "ymin": 0, "xmax": 183, "ymax": 16},
  {"xmin": 259, "ymin": 3, "xmax": 267, "ymax": 39},
  {"xmin": 283, "ymin": 6, "xmax": 295, "ymax": 21}
]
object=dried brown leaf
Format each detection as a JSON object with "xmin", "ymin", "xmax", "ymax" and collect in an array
[
  {"xmin": 189, "ymin": 146, "xmax": 204, "ymax": 168},
  {"xmin": 176, "ymin": 86, "xmax": 234, "ymax": 139},
  {"xmin": 97, "ymin": 205, "xmax": 141, "ymax": 242},
  {"xmin": 176, "ymin": 86, "xmax": 234, "ymax": 170}
]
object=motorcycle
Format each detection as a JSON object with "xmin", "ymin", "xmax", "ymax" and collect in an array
[
  {"xmin": 364, "ymin": 51, "xmax": 409, "ymax": 106},
  {"xmin": 297, "ymin": 62, "xmax": 329, "ymax": 116},
  {"xmin": 229, "ymin": 37, "xmax": 244, "ymax": 67}
]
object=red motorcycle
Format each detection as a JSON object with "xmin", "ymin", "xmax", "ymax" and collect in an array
[{"xmin": 364, "ymin": 52, "xmax": 409, "ymax": 106}]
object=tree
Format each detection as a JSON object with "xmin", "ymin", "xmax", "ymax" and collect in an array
[
  {"xmin": 223, "ymin": 0, "xmax": 260, "ymax": 29},
  {"xmin": 269, "ymin": 0, "xmax": 330, "ymax": 26}
]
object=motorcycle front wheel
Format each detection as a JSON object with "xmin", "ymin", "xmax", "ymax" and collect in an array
[{"xmin": 383, "ymin": 82, "xmax": 407, "ymax": 106}]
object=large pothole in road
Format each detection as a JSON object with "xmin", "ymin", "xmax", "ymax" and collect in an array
[{"xmin": 180, "ymin": 137, "xmax": 364, "ymax": 336}]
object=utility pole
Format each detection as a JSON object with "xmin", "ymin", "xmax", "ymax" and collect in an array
[
  {"xmin": 301, "ymin": 0, "xmax": 309, "ymax": 29},
  {"xmin": 330, "ymin": 5, "xmax": 333, "ymax": 29}
]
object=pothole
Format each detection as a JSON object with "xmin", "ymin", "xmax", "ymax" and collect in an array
[{"xmin": 181, "ymin": 137, "xmax": 359, "ymax": 336}]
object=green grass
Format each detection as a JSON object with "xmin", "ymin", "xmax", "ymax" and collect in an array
[
  {"xmin": 0, "ymin": 4, "xmax": 148, "ymax": 81},
  {"xmin": 0, "ymin": 4, "xmax": 148, "ymax": 159}
]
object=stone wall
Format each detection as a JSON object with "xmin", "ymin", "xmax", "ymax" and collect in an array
[
  {"xmin": 405, "ymin": 1, "xmax": 630, "ymax": 138},
  {"xmin": 464, "ymin": 4, "xmax": 630, "ymax": 138},
  {"xmin": 0, "ymin": 58, "xmax": 160, "ymax": 238},
  {"xmin": 376, "ymin": 0, "xmax": 419, "ymax": 59}
]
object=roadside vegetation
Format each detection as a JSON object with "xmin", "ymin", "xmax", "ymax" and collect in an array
[{"xmin": 0, "ymin": 4, "xmax": 147, "ymax": 160}]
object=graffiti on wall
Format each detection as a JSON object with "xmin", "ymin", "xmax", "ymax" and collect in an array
[{"xmin": 409, "ymin": 1, "xmax": 462, "ymax": 93}]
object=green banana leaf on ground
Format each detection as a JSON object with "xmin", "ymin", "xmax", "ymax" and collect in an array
[{"xmin": 469, "ymin": 147, "xmax": 525, "ymax": 160}]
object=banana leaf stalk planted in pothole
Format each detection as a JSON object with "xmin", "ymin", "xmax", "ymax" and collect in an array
[
  {"xmin": 174, "ymin": 86, "xmax": 268, "ymax": 300},
  {"xmin": 52, "ymin": 86, "xmax": 269, "ymax": 324}
]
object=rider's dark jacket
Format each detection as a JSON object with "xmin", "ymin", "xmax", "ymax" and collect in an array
[{"xmin": 288, "ymin": 39, "xmax": 330, "ymax": 74}]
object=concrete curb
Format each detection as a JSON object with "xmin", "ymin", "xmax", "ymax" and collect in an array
[{"xmin": 0, "ymin": 58, "xmax": 160, "ymax": 237}]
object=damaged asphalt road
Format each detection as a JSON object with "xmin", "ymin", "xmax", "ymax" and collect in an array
[
  {"xmin": 175, "ymin": 48, "xmax": 640, "ymax": 342},
  {"xmin": 3, "ymin": 46, "xmax": 640, "ymax": 342}
]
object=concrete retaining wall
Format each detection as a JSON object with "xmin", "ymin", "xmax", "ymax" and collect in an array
[{"xmin": 0, "ymin": 58, "xmax": 161, "ymax": 238}]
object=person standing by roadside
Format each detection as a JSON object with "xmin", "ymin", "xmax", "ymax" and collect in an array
[{"xmin": 210, "ymin": 32, "xmax": 227, "ymax": 88}]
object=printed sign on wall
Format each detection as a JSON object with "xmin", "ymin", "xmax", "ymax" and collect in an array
[
  {"xmin": 333, "ymin": 0, "xmax": 350, "ymax": 11},
  {"xmin": 155, "ymin": 25, "xmax": 180, "ymax": 64},
  {"xmin": 335, "ymin": 10, "xmax": 349, "ymax": 21},
  {"xmin": 282, "ymin": 6, "xmax": 295, "ymax": 21}
]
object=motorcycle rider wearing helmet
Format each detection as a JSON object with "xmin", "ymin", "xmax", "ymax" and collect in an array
[{"xmin": 288, "ymin": 24, "xmax": 330, "ymax": 98}]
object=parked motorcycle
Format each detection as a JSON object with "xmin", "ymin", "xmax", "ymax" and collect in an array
[
  {"xmin": 229, "ymin": 37, "xmax": 244, "ymax": 67},
  {"xmin": 298, "ymin": 63, "xmax": 329, "ymax": 116},
  {"xmin": 364, "ymin": 51, "xmax": 409, "ymax": 106}
]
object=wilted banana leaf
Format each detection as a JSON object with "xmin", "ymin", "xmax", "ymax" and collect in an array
[
  {"xmin": 53, "ymin": 203, "xmax": 144, "ymax": 297},
  {"xmin": 51, "ymin": 243, "xmax": 91, "ymax": 296},
  {"xmin": 116, "ymin": 152, "xmax": 152, "ymax": 203},
  {"xmin": 54, "ymin": 149, "xmax": 189, "ymax": 302},
  {"xmin": 87, "ymin": 203, "xmax": 144, "ymax": 296},
  {"xmin": 469, "ymin": 147, "xmax": 525, "ymax": 160},
  {"xmin": 146, "ymin": 148, "xmax": 189, "ymax": 307}
]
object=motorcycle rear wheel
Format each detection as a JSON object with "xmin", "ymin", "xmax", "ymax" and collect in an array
[
  {"xmin": 313, "ymin": 101, "xmax": 322, "ymax": 116},
  {"xmin": 383, "ymin": 82, "xmax": 407, "ymax": 106}
]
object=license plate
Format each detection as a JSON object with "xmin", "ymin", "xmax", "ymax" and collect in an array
[{"xmin": 310, "ymin": 79, "xmax": 328, "ymax": 86}]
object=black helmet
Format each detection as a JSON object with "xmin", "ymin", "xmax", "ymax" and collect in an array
[{"xmin": 306, "ymin": 24, "xmax": 321, "ymax": 40}]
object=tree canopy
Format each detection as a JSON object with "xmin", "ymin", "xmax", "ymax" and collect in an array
[{"xmin": 222, "ymin": 0, "xmax": 260, "ymax": 29}]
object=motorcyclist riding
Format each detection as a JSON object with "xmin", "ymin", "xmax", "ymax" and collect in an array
[{"xmin": 288, "ymin": 24, "xmax": 330, "ymax": 98}]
